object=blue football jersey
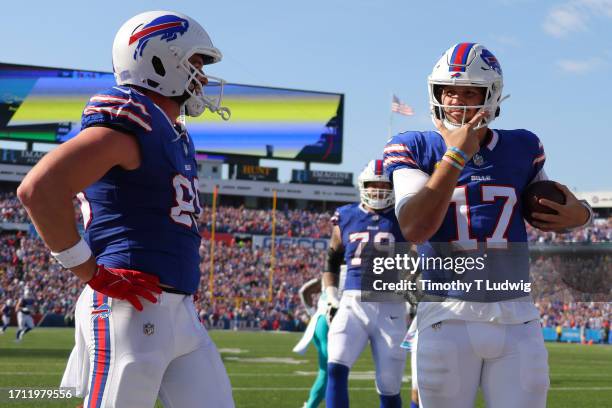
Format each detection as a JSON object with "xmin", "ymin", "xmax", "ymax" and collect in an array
[
  {"xmin": 332, "ymin": 203, "xmax": 405, "ymax": 290},
  {"xmin": 384, "ymin": 129, "xmax": 545, "ymax": 301},
  {"xmin": 78, "ymin": 86, "xmax": 202, "ymax": 293}
]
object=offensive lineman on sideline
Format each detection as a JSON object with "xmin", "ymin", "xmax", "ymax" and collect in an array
[{"xmin": 324, "ymin": 160, "xmax": 408, "ymax": 408}]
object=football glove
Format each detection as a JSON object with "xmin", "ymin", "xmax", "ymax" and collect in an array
[
  {"xmin": 325, "ymin": 286, "xmax": 340, "ymax": 324},
  {"xmin": 87, "ymin": 265, "xmax": 162, "ymax": 311}
]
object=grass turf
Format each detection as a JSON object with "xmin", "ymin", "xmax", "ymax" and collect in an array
[{"xmin": 0, "ymin": 328, "xmax": 610, "ymax": 407}]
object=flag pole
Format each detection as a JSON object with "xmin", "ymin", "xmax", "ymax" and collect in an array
[
  {"xmin": 268, "ymin": 190, "xmax": 277, "ymax": 303},
  {"xmin": 388, "ymin": 93, "xmax": 394, "ymax": 140},
  {"xmin": 209, "ymin": 185, "xmax": 218, "ymax": 303}
]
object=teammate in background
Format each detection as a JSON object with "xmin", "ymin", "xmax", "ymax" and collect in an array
[
  {"xmin": 15, "ymin": 288, "xmax": 35, "ymax": 341},
  {"xmin": 384, "ymin": 42, "xmax": 592, "ymax": 408},
  {"xmin": 325, "ymin": 160, "xmax": 408, "ymax": 408},
  {"xmin": 1, "ymin": 299, "xmax": 13, "ymax": 334},
  {"xmin": 18, "ymin": 11, "xmax": 234, "ymax": 407}
]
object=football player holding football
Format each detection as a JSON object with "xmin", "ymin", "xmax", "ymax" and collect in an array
[{"xmin": 384, "ymin": 42, "xmax": 592, "ymax": 408}]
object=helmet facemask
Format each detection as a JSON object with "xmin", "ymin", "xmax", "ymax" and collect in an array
[
  {"xmin": 178, "ymin": 49, "xmax": 231, "ymax": 119},
  {"xmin": 427, "ymin": 43, "xmax": 509, "ymax": 131},
  {"xmin": 360, "ymin": 182, "xmax": 394, "ymax": 210}
]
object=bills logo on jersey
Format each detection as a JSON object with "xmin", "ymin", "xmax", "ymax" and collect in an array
[
  {"xmin": 91, "ymin": 303, "xmax": 111, "ymax": 320},
  {"xmin": 480, "ymin": 48, "xmax": 502, "ymax": 75},
  {"xmin": 129, "ymin": 15, "xmax": 190, "ymax": 59}
]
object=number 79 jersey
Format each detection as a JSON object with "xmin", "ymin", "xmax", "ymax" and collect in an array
[
  {"xmin": 77, "ymin": 86, "xmax": 202, "ymax": 294},
  {"xmin": 332, "ymin": 203, "xmax": 405, "ymax": 291}
]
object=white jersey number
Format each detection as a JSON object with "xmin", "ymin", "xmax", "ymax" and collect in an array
[
  {"xmin": 450, "ymin": 185, "xmax": 517, "ymax": 250},
  {"xmin": 170, "ymin": 175, "xmax": 202, "ymax": 227},
  {"xmin": 348, "ymin": 231, "xmax": 395, "ymax": 266}
]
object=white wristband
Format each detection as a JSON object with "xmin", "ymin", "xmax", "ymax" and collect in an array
[{"xmin": 51, "ymin": 237, "xmax": 92, "ymax": 269}]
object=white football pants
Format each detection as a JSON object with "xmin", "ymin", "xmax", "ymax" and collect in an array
[
  {"xmin": 416, "ymin": 319, "xmax": 549, "ymax": 408},
  {"xmin": 327, "ymin": 291, "xmax": 408, "ymax": 395},
  {"xmin": 60, "ymin": 285, "xmax": 234, "ymax": 408}
]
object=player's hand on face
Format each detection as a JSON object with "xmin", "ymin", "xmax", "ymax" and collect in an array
[
  {"xmin": 434, "ymin": 109, "xmax": 489, "ymax": 159},
  {"xmin": 530, "ymin": 182, "xmax": 590, "ymax": 232},
  {"xmin": 87, "ymin": 265, "xmax": 162, "ymax": 311}
]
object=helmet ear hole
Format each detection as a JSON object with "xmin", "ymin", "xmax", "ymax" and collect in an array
[
  {"xmin": 146, "ymin": 79, "xmax": 160, "ymax": 89},
  {"xmin": 495, "ymin": 106, "xmax": 500, "ymax": 118},
  {"xmin": 152, "ymin": 56, "xmax": 166, "ymax": 76}
]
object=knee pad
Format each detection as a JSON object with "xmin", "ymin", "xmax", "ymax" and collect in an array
[
  {"xmin": 376, "ymin": 369, "xmax": 403, "ymax": 396},
  {"xmin": 416, "ymin": 339, "xmax": 460, "ymax": 397},
  {"xmin": 518, "ymin": 338, "xmax": 550, "ymax": 393}
]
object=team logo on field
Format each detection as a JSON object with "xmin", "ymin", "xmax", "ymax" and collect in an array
[
  {"xmin": 143, "ymin": 322, "xmax": 155, "ymax": 336},
  {"xmin": 91, "ymin": 303, "xmax": 111, "ymax": 320},
  {"xmin": 129, "ymin": 15, "xmax": 190, "ymax": 59}
]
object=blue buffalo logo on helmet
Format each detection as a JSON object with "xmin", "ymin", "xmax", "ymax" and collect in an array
[
  {"xmin": 129, "ymin": 15, "xmax": 190, "ymax": 59},
  {"xmin": 480, "ymin": 48, "xmax": 502, "ymax": 75}
]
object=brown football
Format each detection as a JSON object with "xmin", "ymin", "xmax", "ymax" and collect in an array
[{"xmin": 522, "ymin": 180, "xmax": 566, "ymax": 225}]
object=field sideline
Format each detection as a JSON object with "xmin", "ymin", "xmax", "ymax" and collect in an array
[{"xmin": 1, "ymin": 328, "xmax": 611, "ymax": 407}]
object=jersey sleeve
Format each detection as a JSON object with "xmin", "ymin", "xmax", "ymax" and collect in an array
[
  {"xmin": 81, "ymin": 87, "xmax": 152, "ymax": 134},
  {"xmin": 527, "ymin": 132, "xmax": 546, "ymax": 183},
  {"xmin": 383, "ymin": 133, "xmax": 421, "ymax": 180}
]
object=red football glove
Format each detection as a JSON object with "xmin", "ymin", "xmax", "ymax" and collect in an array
[{"xmin": 87, "ymin": 265, "xmax": 162, "ymax": 311}]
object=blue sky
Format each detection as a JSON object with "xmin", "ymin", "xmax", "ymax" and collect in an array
[{"xmin": 1, "ymin": 0, "xmax": 610, "ymax": 191}]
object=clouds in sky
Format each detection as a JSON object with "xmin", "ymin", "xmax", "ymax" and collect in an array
[{"xmin": 543, "ymin": 0, "xmax": 612, "ymax": 37}]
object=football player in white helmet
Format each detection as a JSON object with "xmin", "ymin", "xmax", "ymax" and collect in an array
[
  {"xmin": 112, "ymin": 10, "xmax": 230, "ymax": 119},
  {"xmin": 324, "ymin": 160, "xmax": 408, "ymax": 408},
  {"xmin": 384, "ymin": 43, "xmax": 593, "ymax": 408},
  {"xmin": 20, "ymin": 11, "xmax": 234, "ymax": 407}
]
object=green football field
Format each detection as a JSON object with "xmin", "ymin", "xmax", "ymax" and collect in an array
[{"xmin": 0, "ymin": 328, "xmax": 610, "ymax": 407}]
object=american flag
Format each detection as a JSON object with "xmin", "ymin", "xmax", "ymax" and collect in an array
[{"xmin": 391, "ymin": 94, "xmax": 414, "ymax": 116}]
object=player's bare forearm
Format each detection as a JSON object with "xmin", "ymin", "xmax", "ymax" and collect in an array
[
  {"xmin": 399, "ymin": 161, "xmax": 461, "ymax": 243},
  {"xmin": 322, "ymin": 272, "xmax": 338, "ymax": 289},
  {"xmin": 17, "ymin": 127, "xmax": 140, "ymax": 280}
]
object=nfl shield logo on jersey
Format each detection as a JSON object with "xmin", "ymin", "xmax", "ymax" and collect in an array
[
  {"xmin": 473, "ymin": 153, "xmax": 484, "ymax": 166},
  {"xmin": 143, "ymin": 322, "xmax": 155, "ymax": 336}
]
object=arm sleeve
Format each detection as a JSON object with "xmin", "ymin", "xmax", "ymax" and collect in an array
[{"xmin": 392, "ymin": 168, "xmax": 430, "ymax": 219}]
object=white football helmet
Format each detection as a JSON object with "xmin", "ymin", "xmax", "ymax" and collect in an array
[
  {"xmin": 358, "ymin": 160, "xmax": 394, "ymax": 210},
  {"xmin": 428, "ymin": 43, "xmax": 508, "ymax": 130},
  {"xmin": 112, "ymin": 10, "xmax": 230, "ymax": 119}
]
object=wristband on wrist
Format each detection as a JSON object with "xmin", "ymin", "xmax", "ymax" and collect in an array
[
  {"xmin": 449, "ymin": 146, "xmax": 469, "ymax": 162},
  {"xmin": 51, "ymin": 237, "xmax": 92, "ymax": 269},
  {"xmin": 445, "ymin": 151, "xmax": 466, "ymax": 167},
  {"xmin": 442, "ymin": 155, "xmax": 464, "ymax": 171}
]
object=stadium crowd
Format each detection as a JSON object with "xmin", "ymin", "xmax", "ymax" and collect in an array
[{"xmin": 0, "ymin": 193, "xmax": 610, "ymax": 336}]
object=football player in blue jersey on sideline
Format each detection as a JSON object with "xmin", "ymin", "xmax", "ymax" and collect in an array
[
  {"xmin": 384, "ymin": 42, "xmax": 593, "ymax": 408},
  {"xmin": 325, "ymin": 160, "xmax": 408, "ymax": 408},
  {"xmin": 18, "ymin": 11, "xmax": 234, "ymax": 408}
]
